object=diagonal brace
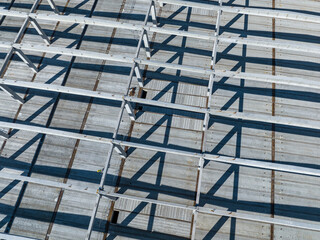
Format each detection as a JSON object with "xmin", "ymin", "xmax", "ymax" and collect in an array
[
  {"xmin": 14, "ymin": 49, "xmax": 38, "ymax": 73},
  {"xmin": 151, "ymin": 1, "xmax": 158, "ymax": 27},
  {"xmin": 142, "ymin": 30, "xmax": 151, "ymax": 58},
  {"xmin": 29, "ymin": 18, "xmax": 51, "ymax": 45},
  {"xmin": 134, "ymin": 63, "xmax": 144, "ymax": 87},
  {"xmin": 114, "ymin": 144, "xmax": 127, "ymax": 158},
  {"xmin": 46, "ymin": 0, "xmax": 60, "ymax": 14},
  {"xmin": 125, "ymin": 101, "xmax": 136, "ymax": 121}
]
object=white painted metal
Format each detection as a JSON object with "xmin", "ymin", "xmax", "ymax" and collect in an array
[
  {"xmin": 114, "ymin": 144, "xmax": 127, "ymax": 158},
  {"xmin": 125, "ymin": 101, "xmax": 136, "ymax": 121},
  {"xmin": 0, "ymin": 84, "xmax": 25, "ymax": 104},
  {"xmin": 0, "ymin": 9, "xmax": 319, "ymax": 54},
  {"xmin": 151, "ymin": 0, "xmax": 158, "ymax": 27},
  {"xmin": 157, "ymin": 0, "xmax": 320, "ymax": 23},
  {"xmin": 0, "ymin": 172, "xmax": 97, "ymax": 195},
  {"xmin": 0, "ymin": 233, "xmax": 40, "ymax": 240},
  {"xmin": 1, "ymin": 79, "xmax": 320, "ymax": 131},
  {"xmin": 46, "ymin": 0, "xmax": 60, "ymax": 14},
  {"xmin": 86, "ymin": 2, "xmax": 154, "ymax": 239},
  {"xmin": 29, "ymin": 18, "xmax": 51, "ymax": 45},
  {"xmin": 1, "ymin": 172, "xmax": 319, "ymax": 233},
  {"xmin": 0, "ymin": 0, "xmax": 50, "ymax": 104},
  {"xmin": 0, "ymin": 121, "xmax": 112, "ymax": 144},
  {"xmin": 142, "ymin": 30, "xmax": 151, "ymax": 58},
  {"xmin": 14, "ymin": 49, "xmax": 38, "ymax": 73},
  {"xmin": 134, "ymin": 63, "xmax": 143, "ymax": 87}
]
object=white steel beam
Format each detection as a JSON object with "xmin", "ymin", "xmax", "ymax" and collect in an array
[
  {"xmin": 0, "ymin": 120, "xmax": 320, "ymax": 176},
  {"xmin": 0, "ymin": 233, "xmax": 40, "ymax": 240},
  {"xmin": 0, "ymin": 10, "xmax": 319, "ymax": 55},
  {"xmin": 1, "ymin": 172, "xmax": 320, "ymax": 232},
  {"xmin": 157, "ymin": 0, "xmax": 320, "ymax": 24},
  {"xmin": 0, "ymin": 171, "xmax": 97, "ymax": 194},
  {"xmin": 1, "ymin": 78, "xmax": 320, "ymax": 131}
]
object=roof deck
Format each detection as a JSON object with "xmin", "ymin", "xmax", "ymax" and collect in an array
[{"xmin": 0, "ymin": 0, "xmax": 320, "ymax": 239}]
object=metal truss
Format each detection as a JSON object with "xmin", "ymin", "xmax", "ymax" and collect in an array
[{"xmin": 1, "ymin": 0, "xmax": 320, "ymax": 239}]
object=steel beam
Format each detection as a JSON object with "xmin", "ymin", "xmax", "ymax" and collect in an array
[
  {"xmin": 157, "ymin": 0, "xmax": 320, "ymax": 24},
  {"xmin": 1, "ymin": 120, "xmax": 320, "ymax": 177},
  {"xmin": 0, "ymin": 233, "xmax": 40, "ymax": 240},
  {"xmin": 1, "ymin": 10, "xmax": 318, "ymax": 55},
  {"xmin": 1, "ymin": 172, "xmax": 320, "ymax": 232},
  {"xmin": 0, "ymin": 171, "xmax": 97, "ymax": 194},
  {"xmin": 1, "ymin": 79, "xmax": 320, "ymax": 131}
]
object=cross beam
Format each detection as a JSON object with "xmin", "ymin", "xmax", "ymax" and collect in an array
[
  {"xmin": 1, "ymin": 42, "xmax": 319, "ymax": 90},
  {"xmin": 1, "ymin": 172, "xmax": 319, "ymax": 233},
  {"xmin": 1, "ymin": 120, "xmax": 320, "ymax": 177},
  {"xmin": 0, "ymin": 9, "xmax": 319, "ymax": 54},
  {"xmin": 157, "ymin": 0, "xmax": 320, "ymax": 24},
  {"xmin": 1, "ymin": 78, "xmax": 320, "ymax": 131}
]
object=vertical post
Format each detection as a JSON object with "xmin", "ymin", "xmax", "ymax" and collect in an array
[
  {"xmin": 151, "ymin": 0, "xmax": 158, "ymax": 27},
  {"xmin": 143, "ymin": 30, "xmax": 151, "ymax": 58},
  {"xmin": 46, "ymin": 0, "xmax": 60, "ymax": 14},
  {"xmin": 134, "ymin": 63, "xmax": 144, "ymax": 87}
]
